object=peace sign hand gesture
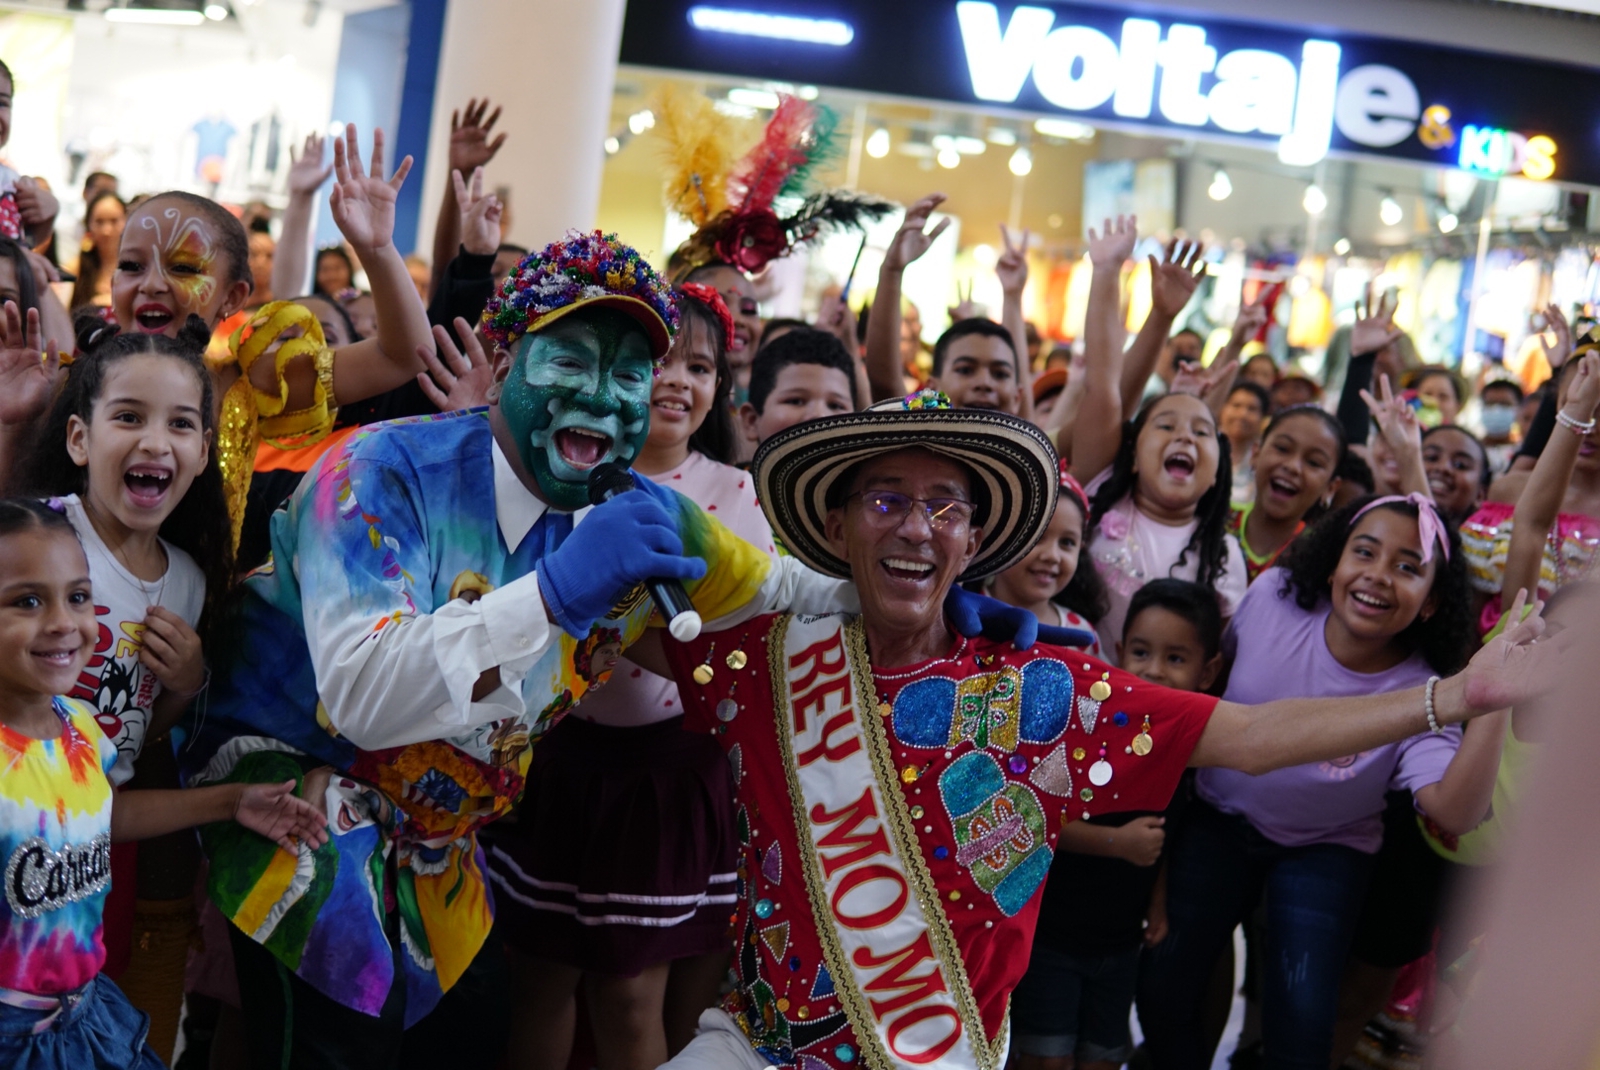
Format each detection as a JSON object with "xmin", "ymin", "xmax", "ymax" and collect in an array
[
  {"xmin": 329, "ymin": 124, "xmax": 414, "ymax": 258},
  {"xmin": 996, "ymin": 224, "xmax": 1030, "ymax": 295},
  {"xmin": 1361, "ymin": 372, "xmax": 1424, "ymax": 470},
  {"xmin": 884, "ymin": 193, "xmax": 951, "ymax": 272},
  {"xmin": 0, "ymin": 302, "xmax": 60, "ymax": 427}
]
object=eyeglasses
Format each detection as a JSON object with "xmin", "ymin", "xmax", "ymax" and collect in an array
[{"xmin": 848, "ymin": 491, "xmax": 974, "ymax": 530}]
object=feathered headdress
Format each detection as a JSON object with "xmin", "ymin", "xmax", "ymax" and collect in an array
[{"xmin": 659, "ymin": 93, "xmax": 896, "ymax": 277}]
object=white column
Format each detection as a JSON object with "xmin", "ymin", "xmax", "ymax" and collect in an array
[{"xmin": 418, "ymin": 0, "xmax": 626, "ymax": 256}]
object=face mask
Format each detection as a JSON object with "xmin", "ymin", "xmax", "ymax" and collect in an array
[
  {"xmin": 498, "ymin": 307, "xmax": 655, "ymax": 510},
  {"xmin": 1480, "ymin": 403, "xmax": 1517, "ymax": 437}
]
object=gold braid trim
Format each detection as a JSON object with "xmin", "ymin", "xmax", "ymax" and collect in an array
[
  {"xmin": 768, "ymin": 616, "xmax": 1007, "ymax": 1070},
  {"xmin": 215, "ymin": 301, "xmax": 340, "ymax": 551}
]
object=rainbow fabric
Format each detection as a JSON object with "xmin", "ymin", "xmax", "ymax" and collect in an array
[
  {"xmin": 0, "ymin": 698, "xmax": 117, "ymax": 996},
  {"xmin": 184, "ymin": 408, "xmax": 773, "ymax": 1025}
]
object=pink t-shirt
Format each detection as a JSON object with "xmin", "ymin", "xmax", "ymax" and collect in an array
[
  {"xmin": 1084, "ymin": 473, "xmax": 1248, "ymax": 654},
  {"xmin": 1195, "ymin": 568, "xmax": 1460, "ymax": 852},
  {"xmin": 575, "ymin": 451, "xmax": 776, "ymax": 727}
]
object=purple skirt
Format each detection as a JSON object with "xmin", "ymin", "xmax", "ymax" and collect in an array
[{"xmin": 485, "ymin": 714, "xmax": 738, "ymax": 975}]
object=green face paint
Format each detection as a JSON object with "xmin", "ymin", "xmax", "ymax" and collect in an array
[{"xmin": 498, "ymin": 306, "xmax": 655, "ymax": 510}]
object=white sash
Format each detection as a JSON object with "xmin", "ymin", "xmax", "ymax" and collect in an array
[{"xmin": 772, "ymin": 614, "xmax": 1005, "ymax": 1070}]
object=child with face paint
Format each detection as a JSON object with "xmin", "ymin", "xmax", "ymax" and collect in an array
[
  {"xmin": 1138, "ymin": 495, "xmax": 1503, "ymax": 1070},
  {"xmin": 177, "ymin": 232, "xmax": 1042, "ymax": 1064},
  {"xmin": 1070, "ymin": 217, "xmax": 1248, "ymax": 653},
  {"xmin": 491, "ymin": 283, "xmax": 775, "ymax": 1068}
]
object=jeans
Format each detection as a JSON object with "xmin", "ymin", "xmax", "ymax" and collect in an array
[
  {"xmin": 1136, "ymin": 801, "xmax": 1375, "ymax": 1070},
  {"xmin": 1010, "ymin": 943, "xmax": 1141, "ymax": 1062},
  {"xmin": 0, "ymin": 975, "xmax": 165, "ymax": 1070},
  {"xmin": 229, "ymin": 918, "xmax": 509, "ymax": 1070}
]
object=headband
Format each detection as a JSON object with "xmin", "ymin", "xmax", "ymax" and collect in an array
[
  {"xmin": 1058, "ymin": 461, "xmax": 1088, "ymax": 514},
  {"xmin": 677, "ymin": 282, "xmax": 736, "ymax": 352},
  {"xmin": 1350, "ymin": 492, "xmax": 1451, "ymax": 565},
  {"xmin": 216, "ymin": 301, "xmax": 339, "ymax": 551}
]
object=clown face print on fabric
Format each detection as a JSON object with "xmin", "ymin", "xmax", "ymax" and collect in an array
[{"xmin": 498, "ymin": 307, "xmax": 655, "ymax": 510}]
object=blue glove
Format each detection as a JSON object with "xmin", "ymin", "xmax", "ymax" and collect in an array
[
  {"xmin": 538, "ymin": 487, "xmax": 708, "ymax": 637},
  {"xmin": 1037, "ymin": 621, "xmax": 1100, "ymax": 651},
  {"xmin": 943, "ymin": 586, "xmax": 1040, "ymax": 650}
]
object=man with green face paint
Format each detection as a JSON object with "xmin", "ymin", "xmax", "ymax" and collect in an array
[{"xmin": 181, "ymin": 232, "xmax": 877, "ymax": 1065}]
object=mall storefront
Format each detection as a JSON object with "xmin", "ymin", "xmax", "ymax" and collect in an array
[{"xmin": 600, "ymin": 0, "xmax": 1600, "ymax": 389}]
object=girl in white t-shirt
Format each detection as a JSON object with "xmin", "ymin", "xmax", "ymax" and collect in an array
[
  {"xmin": 985, "ymin": 464, "xmax": 1107, "ymax": 655},
  {"xmin": 488, "ymin": 284, "xmax": 774, "ymax": 1069},
  {"xmin": 18, "ymin": 314, "xmax": 228, "ymax": 1046}
]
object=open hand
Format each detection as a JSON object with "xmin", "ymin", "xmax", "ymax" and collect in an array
[
  {"xmin": 287, "ymin": 132, "xmax": 334, "ymax": 197},
  {"xmin": 235, "ymin": 779, "xmax": 330, "ymax": 852},
  {"xmin": 1086, "ymin": 215, "xmax": 1137, "ymax": 268},
  {"xmin": 0, "ymin": 301, "xmax": 60, "ymax": 426},
  {"xmin": 1539, "ymin": 302, "xmax": 1574, "ymax": 371},
  {"xmin": 884, "ymin": 193, "xmax": 951, "ymax": 272},
  {"xmin": 1462, "ymin": 588, "xmax": 1575, "ymax": 714},
  {"xmin": 454, "ymin": 167, "xmax": 503, "ymax": 257},
  {"xmin": 449, "ymin": 98, "xmax": 507, "ymax": 175},
  {"xmin": 1352, "ymin": 283, "xmax": 1403, "ymax": 358},
  {"xmin": 139, "ymin": 606, "xmax": 206, "ymax": 698},
  {"xmin": 996, "ymin": 224, "xmax": 1030, "ymax": 294},
  {"xmin": 329, "ymin": 124, "xmax": 413, "ymax": 257},
  {"xmin": 418, "ymin": 318, "xmax": 495, "ymax": 411},
  {"xmin": 1114, "ymin": 815, "xmax": 1166, "ymax": 867},
  {"xmin": 1149, "ymin": 238, "xmax": 1207, "ymax": 319}
]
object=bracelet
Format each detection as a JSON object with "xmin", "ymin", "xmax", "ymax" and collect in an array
[
  {"xmin": 168, "ymin": 667, "xmax": 212, "ymax": 702},
  {"xmin": 1556, "ymin": 410, "xmax": 1596, "ymax": 436},
  {"xmin": 1424, "ymin": 676, "xmax": 1444, "ymax": 734}
]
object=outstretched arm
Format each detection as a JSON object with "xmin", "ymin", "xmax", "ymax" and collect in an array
[
  {"xmin": 865, "ymin": 193, "xmax": 948, "ymax": 402},
  {"xmin": 1193, "ymin": 591, "xmax": 1561, "ymax": 774},
  {"xmin": 1070, "ymin": 216, "xmax": 1137, "ymax": 481},
  {"xmin": 112, "ymin": 780, "xmax": 328, "ymax": 851},
  {"xmin": 1118, "ymin": 238, "xmax": 1207, "ymax": 419}
]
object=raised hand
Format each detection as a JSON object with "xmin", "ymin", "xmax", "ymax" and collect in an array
[
  {"xmin": 884, "ymin": 193, "xmax": 951, "ymax": 272},
  {"xmin": 0, "ymin": 302, "xmax": 60, "ymax": 426},
  {"xmin": 1229, "ymin": 295, "xmax": 1270, "ymax": 349},
  {"xmin": 235, "ymin": 779, "xmax": 330, "ymax": 852},
  {"xmin": 418, "ymin": 318, "xmax": 495, "ymax": 411},
  {"xmin": 287, "ymin": 132, "xmax": 334, "ymax": 196},
  {"xmin": 454, "ymin": 167, "xmax": 503, "ymax": 257},
  {"xmin": 1562, "ymin": 351, "xmax": 1600, "ymax": 422},
  {"xmin": 1172, "ymin": 356, "xmax": 1238, "ymax": 403},
  {"xmin": 1086, "ymin": 214, "xmax": 1137, "ymax": 269},
  {"xmin": 1352, "ymin": 283, "xmax": 1403, "ymax": 357},
  {"xmin": 1539, "ymin": 302, "xmax": 1574, "ymax": 371},
  {"xmin": 1361, "ymin": 373, "xmax": 1423, "ymax": 469},
  {"xmin": 1149, "ymin": 238, "xmax": 1206, "ymax": 318},
  {"xmin": 329, "ymin": 124, "xmax": 414, "ymax": 257},
  {"xmin": 996, "ymin": 224, "xmax": 1030, "ymax": 294},
  {"xmin": 449, "ymin": 98, "xmax": 507, "ymax": 175}
]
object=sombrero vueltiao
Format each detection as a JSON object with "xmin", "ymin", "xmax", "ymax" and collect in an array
[{"xmin": 753, "ymin": 389, "xmax": 1060, "ymax": 582}]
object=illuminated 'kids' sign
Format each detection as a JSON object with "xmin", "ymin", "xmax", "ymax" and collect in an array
[{"xmin": 955, "ymin": 2, "xmax": 1557, "ymax": 177}]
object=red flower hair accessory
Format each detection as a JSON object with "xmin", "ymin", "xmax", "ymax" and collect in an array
[{"xmin": 677, "ymin": 282, "xmax": 736, "ymax": 351}]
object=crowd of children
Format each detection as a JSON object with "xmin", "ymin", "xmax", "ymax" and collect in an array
[{"xmin": 0, "ymin": 63, "xmax": 1592, "ymax": 1070}]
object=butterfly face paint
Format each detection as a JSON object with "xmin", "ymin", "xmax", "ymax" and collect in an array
[
  {"xmin": 498, "ymin": 307, "xmax": 655, "ymax": 511},
  {"xmin": 112, "ymin": 201, "xmax": 226, "ymax": 336}
]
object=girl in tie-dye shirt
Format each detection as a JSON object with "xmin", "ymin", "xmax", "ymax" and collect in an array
[{"xmin": 0, "ymin": 500, "xmax": 326, "ymax": 1070}]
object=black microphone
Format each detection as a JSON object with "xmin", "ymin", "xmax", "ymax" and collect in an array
[{"xmin": 587, "ymin": 462, "xmax": 703, "ymax": 641}]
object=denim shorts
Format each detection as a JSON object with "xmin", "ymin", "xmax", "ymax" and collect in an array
[
  {"xmin": 1009, "ymin": 943, "xmax": 1140, "ymax": 1061},
  {"xmin": 0, "ymin": 974, "xmax": 164, "ymax": 1070}
]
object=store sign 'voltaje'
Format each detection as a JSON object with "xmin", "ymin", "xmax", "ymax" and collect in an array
[{"xmin": 954, "ymin": 2, "xmax": 1556, "ymax": 178}]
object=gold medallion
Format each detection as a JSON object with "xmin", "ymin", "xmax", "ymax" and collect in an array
[
  {"xmin": 693, "ymin": 663, "xmax": 715, "ymax": 685},
  {"xmin": 726, "ymin": 649, "xmax": 748, "ymax": 670},
  {"xmin": 876, "ymin": 701, "xmax": 892, "ymax": 718},
  {"xmin": 1089, "ymin": 680, "xmax": 1112, "ymax": 701},
  {"xmin": 1131, "ymin": 732, "xmax": 1153, "ymax": 756}
]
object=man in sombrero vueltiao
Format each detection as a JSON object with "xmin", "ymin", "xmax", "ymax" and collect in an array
[{"xmin": 630, "ymin": 388, "xmax": 1568, "ymax": 1070}]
